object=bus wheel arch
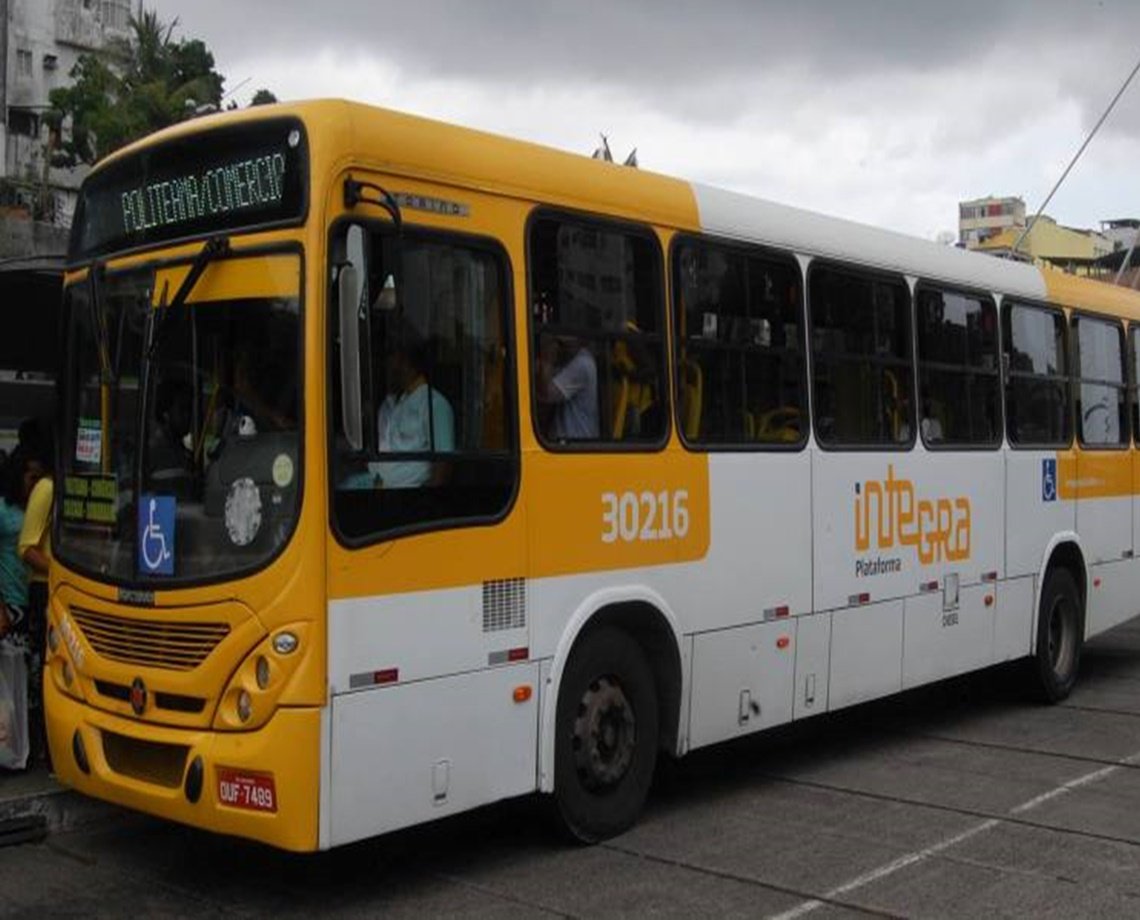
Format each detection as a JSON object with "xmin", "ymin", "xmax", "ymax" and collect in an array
[
  {"xmin": 539, "ymin": 592, "xmax": 685, "ymax": 832},
  {"xmin": 1032, "ymin": 538, "xmax": 1087, "ymax": 702}
]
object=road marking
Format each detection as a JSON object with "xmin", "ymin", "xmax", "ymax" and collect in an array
[{"xmin": 766, "ymin": 750, "xmax": 1140, "ymax": 920}]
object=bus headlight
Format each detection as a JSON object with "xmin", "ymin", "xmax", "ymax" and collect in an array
[
  {"xmin": 272, "ymin": 632, "xmax": 298, "ymax": 655},
  {"xmin": 47, "ymin": 611, "xmax": 86, "ymax": 703},
  {"xmin": 214, "ymin": 622, "xmax": 309, "ymax": 731}
]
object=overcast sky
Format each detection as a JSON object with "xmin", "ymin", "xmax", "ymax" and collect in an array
[{"xmin": 149, "ymin": 0, "xmax": 1140, "ymax": 242}]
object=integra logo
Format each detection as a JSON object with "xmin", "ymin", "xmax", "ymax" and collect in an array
[{"xmin": 855, "ymin": 465, "xmax": 971, "ymax": 565}]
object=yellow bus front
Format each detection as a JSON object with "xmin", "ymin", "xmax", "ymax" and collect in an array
[{"xmin": 45, "ymin": 112, "xmax": 327, "ymax": 851}]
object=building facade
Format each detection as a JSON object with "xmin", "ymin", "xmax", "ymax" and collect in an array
[
  {"xmin": 975, "ymin": 215, "xmax": 1113, "ymax": 276},
  {"xmin": 1101, "ymin": 218, "xmax": 1140, "ymax": 253},
  {"xmin": 959, "ymin": 195, "xmax": 1026, "ymax": 248},
  {"xmin": 1, "ymin": 0, "xmax": 129, "ymax": 243}
]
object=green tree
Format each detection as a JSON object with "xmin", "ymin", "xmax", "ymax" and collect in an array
[
  {"xmin": 48, "ymin": 8, "xmax": 228, "ymax": 166},
  {"xmin": 250, "ymin": 89, "xmax": 278, "ymax": 107}
]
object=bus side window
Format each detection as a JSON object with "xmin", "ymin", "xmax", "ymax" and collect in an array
[
  {"xmin": 1003, "ymin": 302, "xmax": 1071, "ymax": 448},
  {"xmin": 809, "ymin": 264, "xmax": 913, "ymax": 448},
  {"xmin": 329, "ymin": 224, "xmax": 517, "ymax": 542},
  {"xmin": 672, "ymin": 238, "xmax": 807, "ymax": 448},
  {"xmin": 915, "ymin": 285, "xmax": 1001, "ymax": 448},
  {"xmin": 1074, "ymin": 314, "xmax": 1127, "ymax": 448},
  {"xmin": 528, "ymin": 214, "xmax": 667, "ymax": 448}
]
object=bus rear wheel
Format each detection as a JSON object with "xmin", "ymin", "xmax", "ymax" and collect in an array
[
  {"xmin": 553, "ymin": 626, "xmax": 658, "ymax": 843},
  {"xmin": 1032, "ymin": 567, "xmax": 1083, "ymax": 703}
]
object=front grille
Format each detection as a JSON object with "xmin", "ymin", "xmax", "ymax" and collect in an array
[
  {"xmin": 101, "ymin": 731, "xmax": 188, "ymax": 788},
  {"xmin": 94, "ymin": 680, "xmax": 206, "ymax": 714},
  {"xmin": 71, "ymin": 607, "xmax": 229, "ymax": 672}
]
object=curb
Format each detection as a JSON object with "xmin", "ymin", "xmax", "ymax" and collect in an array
[{"xmin": 0, "ymin": 785, "xmax": 122, "ymax": 844}]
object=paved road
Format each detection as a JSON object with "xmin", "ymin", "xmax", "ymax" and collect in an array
[{"xmin": 6, "ymin": 620, "xmax": 1140, "ymax": 919}]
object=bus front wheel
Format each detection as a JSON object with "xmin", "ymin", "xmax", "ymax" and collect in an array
[
  {"xmin": 1032, "ymin": 567, "xmax": 1083, "ymax": 703},
  {"xmin": 553, "ymin": 626, "xmax": 658, "ymax": 843}
]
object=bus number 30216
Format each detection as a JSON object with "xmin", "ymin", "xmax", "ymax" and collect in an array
[{"xmin": 601, "ymin": 490, "xmax": 690, "ymax": 544}]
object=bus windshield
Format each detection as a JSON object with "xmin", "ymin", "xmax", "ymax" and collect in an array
[{"xmin": 57, "ymin": 250, "xmax": 302, "ymax": 586}]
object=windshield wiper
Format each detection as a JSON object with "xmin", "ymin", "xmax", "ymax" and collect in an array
[
  {"xmin": 88, "ymin": 260, "xmax": 112, "ymax": 384},
  {"xmin": 147, "ymin": 235, "xmax": 230, "ymax": 360}
]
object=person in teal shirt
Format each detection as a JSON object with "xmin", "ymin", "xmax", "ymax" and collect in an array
[{"xmin": 0, "ymin": 450, "xmax": 43, "ymax": 639}]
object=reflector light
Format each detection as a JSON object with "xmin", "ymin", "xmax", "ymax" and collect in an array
[
  {"xmin": 982, "ymin": 571, "xmax": 998, "ymax": 582},
  {"xmin": 776, "ymin": 636, "xmax": 790, "ymax": 650},
  {"xmin": 984, "ymin": 595, "xmax": 994, "ymax": 607},
  {"xmin": 921, "ymin": 581, "xmax": 939, "ymax": 592},
  {"xmin": 513, "ymin": 685, "xmax": 532, "ymax": 703},
  {"xmin": 775, "ymin": 605, "xmax": 790, "ymax": 618},
  {"xmin": 374, "ymin": 668, "xmax": 399, "ymax": 685},
  {"xmin": 507, "ymin": 647, "xmax": 529, "ymax": 662},
  {"xmin": 1094, "ymin": 578, "xmax": 1102, "ymax": 589},
  {"xmin": 859, "ymin": 592, "xmax": 870, "ymax": 604}
]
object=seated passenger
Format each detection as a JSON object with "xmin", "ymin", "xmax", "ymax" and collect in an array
[
  {"xmin": 368, "ymin": 337, "xmax": 455, "ymax": 488},
  {"xmin": 535, "ymin": 334, "xmax": 599, "ymax": 440}
]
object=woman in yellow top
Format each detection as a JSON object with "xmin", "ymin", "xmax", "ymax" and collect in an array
[{"xmin": 18, "ymin": 451, "xmax": 51, "ymax": 765}]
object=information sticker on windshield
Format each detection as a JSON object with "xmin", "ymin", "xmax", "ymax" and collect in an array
[
  {"xmin": 138, "ymin": 494, "xmax": 175, "ymax": 575},
  {"xmin": 75, "ymin": 418, "xmax": 102, "ymax": 465}
]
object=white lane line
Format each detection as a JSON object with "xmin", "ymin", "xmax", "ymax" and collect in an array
[{"xmin": 766, "ymin": 750, "xmax": 1140, "ymax": 920}]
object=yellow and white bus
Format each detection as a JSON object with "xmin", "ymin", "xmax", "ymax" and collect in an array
[{"xmin": 46, "ymin": 100, "xmax": 1140, "ymax": 851}]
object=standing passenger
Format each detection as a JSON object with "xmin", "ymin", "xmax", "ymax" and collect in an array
[{"xmin": 18, "ymin": 441, "xmax": 52, "ymax": 765}]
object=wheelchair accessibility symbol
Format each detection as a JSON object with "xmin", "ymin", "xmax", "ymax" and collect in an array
[
  {"xmin": 138, "ymin": 495, "xmax": 175, "ymax": 575},
  {"xmin": 1042, "ymin": 459, "xmax": 1057, "ymax": 503}
]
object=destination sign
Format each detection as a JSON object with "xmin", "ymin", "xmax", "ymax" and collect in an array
[{"xmin": 71, "ymin": 117, "xmax": 308, "ymax": 260}]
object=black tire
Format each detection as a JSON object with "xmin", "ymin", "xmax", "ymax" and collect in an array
[
  {"xmin": 553, "ymin": 626, "xmax": 659, "ymax": 843},
  {"xmin": 1032, "ymin": 567, "xmax": 1083, "ymax": 702}
]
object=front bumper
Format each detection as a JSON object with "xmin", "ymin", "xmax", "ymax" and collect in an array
[{"xmin": 45, "ymin": 677, "xmax": 321, "ymax": 852}]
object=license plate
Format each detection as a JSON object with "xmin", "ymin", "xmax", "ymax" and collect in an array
[{"xmin": 216, "ymin": 767, "xmax": 277, "ymax": 813}]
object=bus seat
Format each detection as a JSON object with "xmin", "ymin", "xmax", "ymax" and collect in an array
[
  {"xmin": 611, "ymin": 375, "xmax": 630, "ymax": 439},
  {"xmin": 756, "ymin": 406, "xmax": 801, "ymax": 443},
  {"xmin": 680, "ymin": 359, "xmax": 703, "ymax": 439}
]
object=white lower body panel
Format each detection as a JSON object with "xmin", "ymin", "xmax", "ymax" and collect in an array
[{"xmin": 329, "ymin": 662, "xmax": 539, "ymax": 847}]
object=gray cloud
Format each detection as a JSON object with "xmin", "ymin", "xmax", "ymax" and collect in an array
[{"xmin": 140, "ymin": 1, "xmax": 1140, "ymax": 233}]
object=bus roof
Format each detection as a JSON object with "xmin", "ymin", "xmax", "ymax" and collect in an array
[{"xmin": 96, "ymin": 98, "xmax": 1140, "ymax": 320}]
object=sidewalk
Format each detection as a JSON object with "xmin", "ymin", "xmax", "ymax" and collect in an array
[{"xmin": 0, "ymin": 763, "xmax": 120, "ymax": 846}]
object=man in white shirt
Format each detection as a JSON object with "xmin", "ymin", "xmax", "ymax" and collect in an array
[
  {"xmin": 369, "ymin": 339, "xmax": 455, "ymax": 488},
  {"xmin": 536, "ymin": 334, "xmax": 599, "ymax": 441}
]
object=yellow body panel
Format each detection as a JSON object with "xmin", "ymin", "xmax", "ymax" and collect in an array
[
  {"xmin": 1041, "ymin": 266, "xmax": 1140, "ymax": 321},
  {"xmin": 46, "ymin": 678, "xmax": 321, "ymax": 851}
]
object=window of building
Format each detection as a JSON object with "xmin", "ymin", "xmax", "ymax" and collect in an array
[
  {"xmin": 329, "ymin": 223, "xmax": 517, "ymax": 542},
  {"xmin": 7, "ymin": 109, "xmax": 38, "ymax": 137},
  {"xmin": 1074, "ymin": 315, "xmax": 1127, "ymax": 447},
  {"xmin": 809, "ymin": 264, "xmax": 913, "ymax": 448},
  {"xmin": 1003, "ymin": 302, "xmax": 1071, "ymax": 447},
  {"xmin": 673, "ymin": 238, "xmax": 806, "ymax": 447},
  {"xmin": 916, "ymin": 285, "xmax": 1001, "ymax": 447},
  {"xmin": 16, "ymin": 49, "xmax": 33, "ymax": 78},
  {"xmin": 529, "ymin": 213, "xmax": 667, "ymax": 448}
]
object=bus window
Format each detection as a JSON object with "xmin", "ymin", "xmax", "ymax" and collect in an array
[
  {"xmin": 1003, "ymin": 302, "xmax": 1071, "ymax": 447},
  {"xmin": 329, "ymin": 224, "xmax": 517, "ymax": 542},
  {"xmin": 915, "ymin": 285, "xmax": 1001, "ymax": 447},
  {"xmin": 673, "ymin": 238, "xmax": 806, "ymax": 447},
  {"xmin": 529, "ymin": 214, "xmax": 667, "ymax": 448},
  {"xmin": 809, "ymin": 264, "xmax": 913, "ymax": 448},
  {"xmin": 1130, "ymin": 325, "xmax": 1140, "ymax": 443},
  {"xmin": 1074, "ymin": 315, "xmax": 1127, "ymax": 448}
]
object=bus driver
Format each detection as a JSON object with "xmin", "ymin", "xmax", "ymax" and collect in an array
[{"xmin": 368, "ymin": 335, "xmax": 455, "ymax": 488}]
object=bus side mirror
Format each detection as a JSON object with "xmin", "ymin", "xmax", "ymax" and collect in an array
[{"xmin": 337, "ymin": 263, "xmax": 364, "ymax": 451}]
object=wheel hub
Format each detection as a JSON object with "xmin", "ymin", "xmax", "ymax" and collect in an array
[
  {"xmin": 573, "ymin": 675, "xmax": 636, "ymax": 790},
  {"xmin": 1048, "ymin": 597, "xmax": 1074, "ymax": 674}
]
